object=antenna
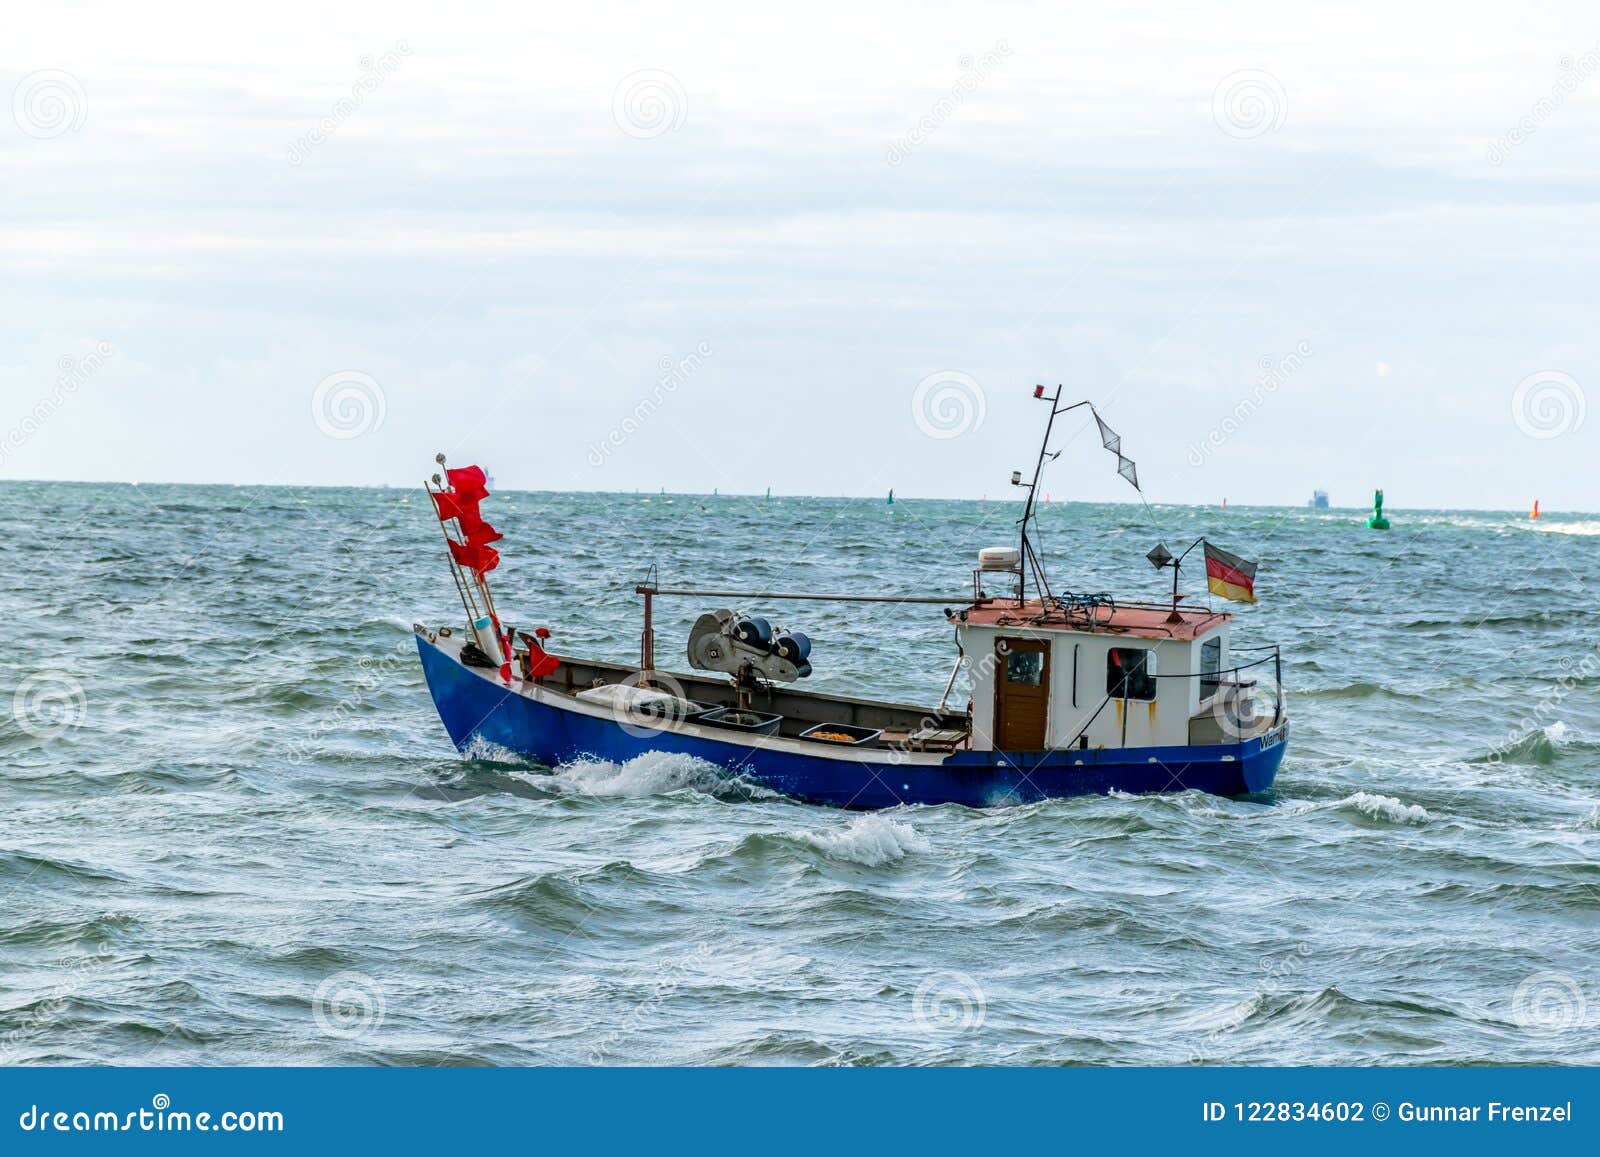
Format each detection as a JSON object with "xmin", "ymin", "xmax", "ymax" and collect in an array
[{"xmin": 1016, "ymin": 386, "xmax": 1094, "ymax": 607}]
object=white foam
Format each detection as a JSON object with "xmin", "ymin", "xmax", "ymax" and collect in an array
[
  {"xmin": 798, "ymin": 814, "xmax": 929, "ymax": 866},
  {"xmin": 550, "ymin": 751, "xmax": 729, "ymax": 798},
  {"xmin": 460, "ymin": 736, "xmax": 527, "ymax": 764},
  {"xmin": 1344, "ymin": 791, "xmax": 1430, "ymax": 825},
  {"xmin": 1526, "ymin": 520, "xmax": 1600, "ymax": 537}
]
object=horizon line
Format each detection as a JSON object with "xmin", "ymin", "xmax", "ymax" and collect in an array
[{"xmin": 0, "ymin": 476, "xmax": 1573, "ymax": 517}]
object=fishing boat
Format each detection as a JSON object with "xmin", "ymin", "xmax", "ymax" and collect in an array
[{"xmin": 414, "ymin": 387, "xmax": 1289, "ymax": 808}]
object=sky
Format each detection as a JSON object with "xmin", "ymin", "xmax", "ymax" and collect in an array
[{"xmin": 2, "ymin": 1, "xmax": 1597, "ymax": 509}]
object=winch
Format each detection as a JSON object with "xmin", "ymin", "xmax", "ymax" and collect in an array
[{"xmin": 688, "ymin": 610, "xmax": 813, "ymax": 685}]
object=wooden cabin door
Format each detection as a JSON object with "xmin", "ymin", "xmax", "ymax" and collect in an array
[{"xmin": 994, "ymin": 638, "xmax": 1050, "ymax": 751}]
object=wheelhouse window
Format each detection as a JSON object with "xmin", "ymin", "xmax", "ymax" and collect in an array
[
  {"xmin": 1107, "ymin": 647, "xmax": 1155, "ymax": 701},
  {"xmin": 1004, "ymin": 649, "xmax": 1046, "ymax": 686},
  {"xmin": 1199, "ymin": 638, "xmax": 1222, "ymax": 700}
]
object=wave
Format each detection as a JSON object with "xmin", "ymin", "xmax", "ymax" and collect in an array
[
  {"xmin": 1522, "ymin": 519, "xmax": 1600, "ymax": 537},
  {"xmin": 458, "ymin": 736, "xmax": 537, "ymax": 766},
  {"xmin": 796, "ymin": 815, "xmax": 929, "ymax": 867},
  {"xmin": 473, "ymin": 863, "xmax": 652, "ymax": 931},
  {"xmin": 1339, "ymin": 791, "xmax": 1430, "ymax": 825},
  {"xmin": 1198, "ymin": 985, "xmax": 1463, "ymax": 1042},
  {"xmin": 1401, "ymin": 611, "xmax": 1589, "ymax": 630},
  {"xmin": 698, "ymin": 815, "xmax": 930, "ymax": 872},
  {"xmin": 0, "ymin": 852, "xmax": 125, "ymax": 886},
  {"xmin": 546, "ymin": 751, "xmax": 776, "ymax": 802},
  {"xmin": 1296, "ymin": 681, "xmax": 1412, "ymax": 702},
  {"xmin": 1470, "ymin": 722, "xmax": 1577, "ymax": 766}
]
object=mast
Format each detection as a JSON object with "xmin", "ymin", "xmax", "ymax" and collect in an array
[{"xmin": 1016, "ymin": 386, "xmax": 1093, "ymax": 607}]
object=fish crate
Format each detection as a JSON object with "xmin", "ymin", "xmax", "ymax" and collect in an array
[
  {"xmin": 699, "ymin": 708, "xmax": 784, "ymax": 737},
  {"xmin": 798, "ymin": 722, "xmax": 884, "ymax": 748}
]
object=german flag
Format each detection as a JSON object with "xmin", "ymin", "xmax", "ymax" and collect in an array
[{"xmin": 1204, "ymin": 542, "xmax": 1258, "ymax": 604}]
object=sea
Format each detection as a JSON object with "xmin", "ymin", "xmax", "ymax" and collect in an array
[{"xmin": 2, "ymin": 484, "xmax": 1597, "ymax": 1066}]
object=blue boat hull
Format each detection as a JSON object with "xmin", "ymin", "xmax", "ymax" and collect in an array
[{"xmin": 417, "ymin": 634, "xmax": 1286, "ymax": 809}]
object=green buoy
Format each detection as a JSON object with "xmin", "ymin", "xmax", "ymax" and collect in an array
[
  {"xmin": 887, "ymin": 489, "xmax": 895, "ymax": 506},
  {"xmin": 1366, "ymin": 489, "xmax": 1390, "ymax": 530}
]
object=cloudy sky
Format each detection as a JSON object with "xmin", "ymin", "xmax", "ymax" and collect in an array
[{"xmin": 3, "ymin": 1, "xmax": 1596, "ymax": 508}]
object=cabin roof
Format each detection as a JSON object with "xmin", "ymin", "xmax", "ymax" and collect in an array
[{"xmin": 953, "ymin": 599, "xmax": 1229, "ymax": 642}]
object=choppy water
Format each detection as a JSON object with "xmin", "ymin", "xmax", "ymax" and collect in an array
[{"xmin": 2, "ymin": 483, "xmax": 1597, "ymax": 1066}]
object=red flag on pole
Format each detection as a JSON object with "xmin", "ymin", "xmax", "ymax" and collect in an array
[
  {"xmin": 432, "ymin": 481, "xmax": 502, "ymax": 545},
  {"xmin": 448, "ymin": 538, "xmax": 501, "ymax": 578},
  {"xmin": 432, "ymin": 489, "xmax": 479, "ymax": 524},
  {"xmin": 446, "ymin": 466, "xmax": 488, "ymax": 501}
]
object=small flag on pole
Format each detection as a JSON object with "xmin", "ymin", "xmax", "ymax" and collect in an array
[{"xmin": 1204, "ymin": 542, "xmax": 1258, "ymax": 604}]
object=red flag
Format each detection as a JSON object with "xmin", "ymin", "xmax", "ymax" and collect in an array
[
  {"xmin": 432, "ymin": 489, "xmax": 479, "ymax": 524},
  {"xmin": 446, "ymin": 466, "xmax": 488, "ymax": 501},
  {"xmin": 525, "ymin": 639, "xmax": 560, "ymax": 678},
  {"xmin": 448, "ymin": 538, "xmax": 500, "ymax": 577},
  {"xmin": 465, "ymin": 518, "xmax": 503, "ymax": 546}
]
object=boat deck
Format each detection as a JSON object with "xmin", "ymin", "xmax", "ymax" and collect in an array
[{"xmin": 523, "ymin": 650, "xmax": 972, "ymax": 748}]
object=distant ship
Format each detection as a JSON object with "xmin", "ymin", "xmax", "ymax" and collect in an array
[{"xmin": 1308, "ymin": 490, "xmax": 1329, "ymax": 509}]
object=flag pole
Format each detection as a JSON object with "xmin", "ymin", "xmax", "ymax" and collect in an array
[
  {"xmin": 434, "ymin": 454, "xmax": 508, "ymax": 674},
  {"xmin": 433, "ymin": 453, "xmax": 490, "ymax": 627},
  {"xmin": 426, "ymin": 478, "xmax": 482, "ymax": 628},
  {"xmin": 1166, "ymin": 536, "xmax": 1209, "ymax": 623}
]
